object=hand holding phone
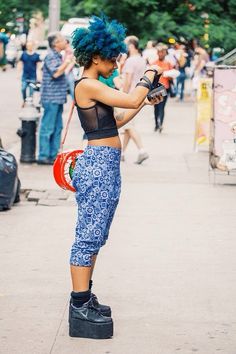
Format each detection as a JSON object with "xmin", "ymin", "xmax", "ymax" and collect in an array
[{"xmin": 147, "ymin": 84, "xmax": 167, "ymax": 101}]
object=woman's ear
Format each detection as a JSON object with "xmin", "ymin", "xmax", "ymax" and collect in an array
[{"xmin": 92, "ymin": 55, "xmax": 100, "ymax": 65}]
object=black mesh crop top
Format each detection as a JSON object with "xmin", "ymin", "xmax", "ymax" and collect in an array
[{"xmin": 74, "ymin": 78, "xmax": 118, "ymax": 141}]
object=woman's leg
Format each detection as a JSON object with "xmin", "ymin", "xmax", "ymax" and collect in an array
[
  {"xmin": 69, "ymin": 148, "xmax": 115, "ymax": 338},
  {"xmin": 180, "ymin": 77, "xmax": 185, "ymax": 100},
  {"xmin": 154, "ymin": 104, "xmax": 160, "ymax": 129},
  {"xmin": 69, "ymin": 260, "xmax": 113, "ymax": 339},
  {"xmin": 21, "ymin": 80, "xmax": 27, "ymax": 101},
  {"xmin": 176, "ymin": 76, "xmax": 180, "ymax": 98},
  {"xmin": 125, "ymin": 127, "xmax": 149, "ymax": 164},
  {"xmin": 159, "ymin": 95, "xmax": 168, "ymax": 127},
  {"xmin": 90, "ymin": 255, "xmax": 97, "ymax": 279},
  {"xmin": 70, "ymin": 265, "xmax": 91, "ymax": 292},
  {"xmin": 122, "ymin": 129, "xmax": 130, "ymax": 153},
  {"xmin": 70, "ymin": 255, "xmax": 97, "ymax": 292},
  {"xmin": 127, "ymin": 127, "xmax": 143, "ymax": 149}
]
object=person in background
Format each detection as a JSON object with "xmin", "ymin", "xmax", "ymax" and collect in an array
[
  {"xmin": 175, "ymin": 44, "xmax": 188, "ymax": 101},
  {"xmin": 99, "ymin": 68, "xmax": 122, "ymax": 89},
  {"xmin": 166, "ymin": 44, "xmax": 178, "ymax": 67},
  {"xmin": 121, "ymin": 36, "xmax": 149, "ymax": 164},
  {"xmin": 152, "ymin": 45, "xmax": 173, "ymax": 132},
  {"xmin": 191, "ymin": 44, "xmax": 210, "ymax": 94},
  {"xmin": 194, "ymin": 45, "xmax": 209, "ymax": 76},
  {"xmin": 37, "ymin": 32, "xmax": 73, "ymax": 165},
  {"xmin": 17, "ymin": 40, "xmax": 41, "ymax": 106},
  {"xmin": 64, "ymin": 39, "xmax": 75, "ymax": 99},
  {"xmin": 0, "ymin": 32, "xmax": 9, "ymax": 71},
  {"xmin": 142, "ymin": 40, "xmax": 158, "ymax": 65}
]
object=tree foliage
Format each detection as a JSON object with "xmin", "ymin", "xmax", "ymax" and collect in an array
[
  {"xmin": 75, "ymin": 0, "xmax": 236, "ymax": 51},
  {"xmin": 0, "ymin": 0, "xmax": 48, "ymax": 32},
  {"xmin": 0, "ymin": 0, "xmax": 236, "ymax": 51}
]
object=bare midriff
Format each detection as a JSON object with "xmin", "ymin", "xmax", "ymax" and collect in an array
[{"xmin": 88, "ymin": 136, "xmax": 122, "ymax": 149}]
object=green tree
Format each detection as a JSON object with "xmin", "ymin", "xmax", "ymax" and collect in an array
[
  {"xmin": 1, "ymin": 0, "xmax": 236, "ymax": 51},
  {"xmin": 0, "ymin": 0, "xmax": 48, "ymax": 32},
  {"xmin": 75, "ymin": 0, "xmax": 236, "ymax": 51},
  {"xmin": 0, "ymin": 0, "xmax": 75, "ymax": 32}
]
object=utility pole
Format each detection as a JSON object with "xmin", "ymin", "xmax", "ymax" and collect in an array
[{"xmin": 49, "ymin": 0, "xmax": 60, "ymax": 32}]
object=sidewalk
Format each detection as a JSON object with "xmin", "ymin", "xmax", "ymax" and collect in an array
[{"xmin": 1, "ymin": 69, "xmax": 236, "ymax": 354}]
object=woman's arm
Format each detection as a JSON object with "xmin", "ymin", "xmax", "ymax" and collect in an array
[
  {"xmin": 76, "ymin": 70, "xmax": 161, "ymax": 109},
  {"xmin": 114, "ymin": 95, "xmax": 163, "ymax": 128},
  {"xmin": 115, "ymin": 103, "xmax": 146, "ymax": 128}
]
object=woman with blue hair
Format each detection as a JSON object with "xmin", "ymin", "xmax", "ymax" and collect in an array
[{"xmin": 69, "ymin": 15, "xmax": 163, "ymax": 339}]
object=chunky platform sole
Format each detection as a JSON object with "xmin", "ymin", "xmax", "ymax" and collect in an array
[{"xmin": 69, "ymin": 318, "xmax": 113, "ymax": 339}]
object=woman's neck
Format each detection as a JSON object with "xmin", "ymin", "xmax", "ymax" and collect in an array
[{"xmin": 83, "ymin": 68, "xmax": 99, "ymax": 80}]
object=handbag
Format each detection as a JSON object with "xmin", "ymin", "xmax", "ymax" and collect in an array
[{"xmin": 53, "ymin": 102, "xmax": 83, "ymax": 192}]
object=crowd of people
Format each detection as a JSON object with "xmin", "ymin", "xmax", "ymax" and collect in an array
[{"xmin": 1, "ymin": 28, "xmax": 211, "ymax": 166}]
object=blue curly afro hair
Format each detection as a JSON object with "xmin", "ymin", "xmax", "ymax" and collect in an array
[{"xmin": 72, "ymin": 15, "xmax": 127, "ymax": 68}]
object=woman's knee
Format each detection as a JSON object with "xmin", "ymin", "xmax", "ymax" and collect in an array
[{"xmin": 70, "ymin": 243, "xmax": 100, "ymax": 267}]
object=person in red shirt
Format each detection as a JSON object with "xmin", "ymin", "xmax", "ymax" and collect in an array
[{"xmin": 152, "ymin": 46, "xmax": 172, "ymax": 132}]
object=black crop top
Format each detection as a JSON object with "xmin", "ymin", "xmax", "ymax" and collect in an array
[{"xmin": 74, "ymin": 78, "xmax": 118, "ymax": 141}]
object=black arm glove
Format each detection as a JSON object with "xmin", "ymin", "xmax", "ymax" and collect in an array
[
  {"xmin": 147, "ymin": 73, "xmax": 167, "ymax": 101},
  {"xmin": 136, "ymin": 81, "xmax": 150, "ymax": 90},
  {"xmin": 136, "ymin": 75, "xmax": 153, "ymax": 90}
]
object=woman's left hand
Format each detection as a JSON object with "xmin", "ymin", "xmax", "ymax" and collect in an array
[{"xmin": 144, "ymin": 95, "xmax": 163, "ymax": 106}]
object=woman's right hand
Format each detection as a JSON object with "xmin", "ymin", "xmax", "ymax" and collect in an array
[{"xmin": 144, "ymin": 94, "xmax": 163, "ymax": 106}]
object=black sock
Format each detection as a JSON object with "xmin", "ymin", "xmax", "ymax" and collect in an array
[
  {"xmin": 89, "ymin": 280, "xmax": 93, "ymax": 290},
  {"xmin": 71, "ymin": 290, "xmax": 91, "ymax": 308}
]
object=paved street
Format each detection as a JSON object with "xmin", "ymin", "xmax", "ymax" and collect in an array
[{"xmin": 0, "ymin": 68, "xmax": 236, "ymax": 354}]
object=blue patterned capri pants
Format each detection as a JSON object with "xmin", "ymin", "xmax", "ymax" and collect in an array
[{"xmin": 70, "ymin": 145, "xmax": 121, "ymax": 267}]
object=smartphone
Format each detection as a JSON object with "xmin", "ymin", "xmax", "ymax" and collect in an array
[{"xmin": 147, "ymin": 84, "xmax": 167, "ymax": 101}]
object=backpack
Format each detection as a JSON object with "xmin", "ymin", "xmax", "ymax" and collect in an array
[{"xmin": 0, "ymin": 148, "xmax": 21, "ymax": 211}]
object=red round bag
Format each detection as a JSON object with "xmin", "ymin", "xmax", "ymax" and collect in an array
[
  {"xmin": 53, "ymin": 149, "xmax": 83, "ymax": 192},
  {"xmin": 52, "ymin": 102, "xmax": 83, "ymax": 192}
]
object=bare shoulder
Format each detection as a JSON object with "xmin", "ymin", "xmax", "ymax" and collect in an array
[
  {"xmin": 75, "ymin": 78, "xmax": 108, "ymax": 98},
  {"xmin": 76, "ymin": 78, "xmax": 105, "ymax": 90},
  {"xmin": 75, "ymin": 78, "xmax": 110, "ymax": 106}
]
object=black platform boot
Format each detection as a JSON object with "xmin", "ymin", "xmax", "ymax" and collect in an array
[
  {"xmin": 69, "ymin": 281, "xmax": 111, "ymax": 322},
  {"xmin": 69, "ymin": 293, "xmax": 111, "ymax": 323},
  {"xmin": 69, "ymin": 297, "xmax": 113, "ymax": 339},
  {"xmin": 89, "ymin": 280, "xmax": 111, "ymax": 317},
  {"xmin": 90, "ymin": 293, "xmax": 111, "ymax": 317}
]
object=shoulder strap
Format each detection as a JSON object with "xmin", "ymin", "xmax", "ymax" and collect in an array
[
  {"xmin": 74, "ymin": 77, "xmax": 89, "ymax": 107},
  {"xmin": 75, "ymin": 77, "xmax": 88, "ymax": 86},
  {"xmin": 60, "ymin": 101, "xmax": 75, "ymax": 151}
]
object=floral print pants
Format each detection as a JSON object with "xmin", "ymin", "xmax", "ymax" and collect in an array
[{"xmin": 70, "ymin": 145, "xmax": 121, "ymax": 266}]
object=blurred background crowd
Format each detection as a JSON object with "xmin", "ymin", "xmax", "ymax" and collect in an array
[{"xmin": 1, "ymin": 0, "xmax": 235, "ymax": 109}]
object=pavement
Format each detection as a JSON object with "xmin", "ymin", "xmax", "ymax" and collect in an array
[{"xmin": 1, "ymin": 68, "xmax": 236, "ymax": 354}]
